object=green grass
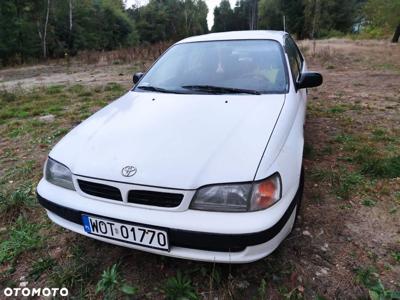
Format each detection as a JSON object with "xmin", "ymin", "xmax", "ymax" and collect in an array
[
  {"xmin": 352, "ymin": 145, "xmax": 376, "ymax": 165},
  {"xmin": 355, "ymin": 266, "xmax": 378, "ymax": 287},
  {"xmin": 355, "ymin": 267, "xmax": 400, "ymax": 300},
  {"xmin": 374, "ymin": 63, "xmax": 400, "ymax": 73},
  {"xmin": 368, "ymin": 280, "xmax": 400, "ymax": 299},
  {"xmin": 35, "ymin": 127, "xmax": 70, "ymax": 146},
  {"xmin": 309, "ymin": 168, "xmax": 336, "ymax": 182},
  {"xmin": 78, "ymin": 90, "xmax": 94, "ymax": 97},
  {"xmin": 104, "ymin": 82, "xmax": 124, "ymax": 92},
  {"xmin": 321, "ymin": 145, "xmax": 333, "ymax": 156},
  {"xmin": 396, "ymin": 192, "xmax": 400, "ymax": 203},
  {"xmin": 96, "ymin": 264, "xmax": 138, "ymax": 299},
  {"xmin": 67, "ymin": 84, "xmax": 85, "ymax": 94},
  {"xmin": 257, "ymin": 279, "xmax": 268, "ymax": 299},
  {"xmin": 0, "ymin": 90, "xmax": 17, "ymax": 103},
  {"xmin": 163, "ymin": 271, "xmax": 197, "ymax": 300},
  {"xmin": 371, "ymin": 128, "xmax": 395, "ymax": 142},
  {"xmin": 1, "ymin": 160, "xmax": 37, "ymax": 184},
  {"xmin": 335, "ymin": 171, "xmax": 364, "ymax": 199},
  {"xmin": 303, "ymin": 143, "xmax": 314, "ymax": 159},
  {"xmin": 0, "ymin": 84, "xmax": 118, "ymax": 124},
  {"xmin": 334, "ymin": 133, "xmax": 355, "ymax": 144},
  {"xmin": 0, "ymin": 185, "xmax": 35, "ymax": 219},
  {"xmin": 392, "ymin": 251, "xmax": 400, "ymax": 263},
  {"xmin": 50, "ymin": 244, "xmax": 97, "ymax": 297},
  {"xmin": 96, "ymin": 264, "xmax": 120, "ymax": 299},
  {"xmin": 309, "ymin": 168, "xmax": 364, "ymax": 200},
  {"xmin": 361, "ymin": 156, "xmax": 400, "ymax": 179},
  {"xmin": 362, "ymin": 198, "xmax": 377, "ymax": 207},
  {"xmin": 328, "ymin": 104, "xmax": 346, "ymax": 114},
  {"xmin": 29, "ymin": 257, "xmax": 56, "ymax": 281},
  {"xmin": 7, "ymin": 122, "xmax": 25, "ymax": 138},
  {"xmin": 46, "ymin": 85, "xmax": 65, "ymax": 95},
  {"xmin": 0, "ymin": 82, "xmax": 135, "ymax": 295},
  {"xmin": 46, "ymin": 103, "xmax": 64, "ymax": 114},
  {"xmin": 330, "ymin": 127, "xmax": 400, "ymax": 180},
  {"xmin": 0, "ymin": 107, "xmax": 30, "ymax": 120},
  {"xmin": 0, "ymin": 217, "xmax": 43, "ymax": 264}
]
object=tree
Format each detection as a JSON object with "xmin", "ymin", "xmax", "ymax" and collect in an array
[
  {"xmin": 249, "ymin": 0, "xmax": 258, "ymax": 29},
  {"xmin": 212, "ymin": 0, "xmax": 234, "ymax": 32},
  {"xmin": 281, "ymin": 0, "xmax": 306, "ymax": 38},
  {"xmin": 258, "ymin": 0, "xmax": 282, "ymax": 31},
  {"xmin": 221, "ymin": 0, "xmax": 360, "ymax": 38},
  {"xmin": 0, "ymin": 0, "xmax": 138, "ymax": 65},
  {"xmin": 393, "ymin": 24, "xmax": 400, "ymax": 42},
  {"xmin": 232, "ymin": 0, "xmax": 252, "ymax": 30},
  {"xmin": 128, "ymin": 0, "xmax": 208, "ymax": 42},
  {"xmin": 364, "ymin": 0, "xmax": 400, "ymax": 42},
  {"xmin": 0, "ymin": 1, "xmax": 42, "ymax": 64},
  {"xmin": 43, "ymin": 0, "xmax": 51, "ymax": 58},
  {"xmin": 302, "ymin": 0, "xmax": 359, "ymax": 38}
]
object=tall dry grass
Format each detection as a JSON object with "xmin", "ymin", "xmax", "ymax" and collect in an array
[{"xmin": 73, "ymin": 42, "xmax": 172, "ymax": 65}]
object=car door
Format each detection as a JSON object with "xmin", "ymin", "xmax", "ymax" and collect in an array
[{"xmin": 284, "ymin": 36, "xmax": 307, "ymax": 126}]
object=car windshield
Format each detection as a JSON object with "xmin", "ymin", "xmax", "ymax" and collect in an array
[{"xmin": 135, "ymin": 40, "xmax": 288, "ymax": 95}]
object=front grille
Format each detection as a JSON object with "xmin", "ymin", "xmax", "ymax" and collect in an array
[
  {"xmin": 78, "ymin": 180, "xmax": 122, "ymax": 201},
  {"xmin": 128, "ymin": 190, "xmax": 183, "ymax": 207}
]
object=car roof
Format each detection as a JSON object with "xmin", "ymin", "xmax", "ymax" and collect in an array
[{"xmin": 176, "ymin": 30, "xmax": 287, "ymax": 45}]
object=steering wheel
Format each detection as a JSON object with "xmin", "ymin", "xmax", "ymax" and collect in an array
[{"xmin": 238, "ymin": 72, "xmax": 274, "ymax": 89}]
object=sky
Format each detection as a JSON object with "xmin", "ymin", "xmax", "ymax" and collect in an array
[{"xmin": 124, "ymin": 0, "xmax": 237, "ymax": 29}]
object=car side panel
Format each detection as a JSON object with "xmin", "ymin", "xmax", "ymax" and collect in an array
[{"xmin": 254, "ymin": 51, "xmax": 306, "ymax": 199}]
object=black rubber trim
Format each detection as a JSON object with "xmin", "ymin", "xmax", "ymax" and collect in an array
[{"xmin": 37, "ymin": 187, "xmax": 300, "ymax": 253}]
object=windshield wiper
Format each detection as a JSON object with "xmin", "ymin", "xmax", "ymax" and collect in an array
[
  {"xmin": 136, "ymin": 85, "xmax": 186, "ymax": 94},
  {"xmin": 181, "ymin": 85, "xmax": 261, "ymax": 95}
]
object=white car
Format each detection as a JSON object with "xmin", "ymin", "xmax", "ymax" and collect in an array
[{"xmin": 37, "ymin": 31, "xmax": 322, "ymax": 263}]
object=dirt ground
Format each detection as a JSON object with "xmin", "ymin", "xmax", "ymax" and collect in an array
[
  {"xmin": 0, "ymin": 63, "xmax": 136, "ymax": 90},
  {"xmin": 0, "ymin": 39, "xmax": 399, "ymax": 299}
]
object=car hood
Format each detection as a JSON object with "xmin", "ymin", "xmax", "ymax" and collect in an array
[{"xmin": 50, "ymin": 91, "xmax": 285, "ymax": 189}]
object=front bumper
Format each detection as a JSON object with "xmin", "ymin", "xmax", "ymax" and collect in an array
[{"xmin": 37, "ymin": 178, "xmax": 300, "ymax": 263}]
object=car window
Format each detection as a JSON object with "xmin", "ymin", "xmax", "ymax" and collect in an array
[
  {"xmin": 291, "ymin": 38, "xmax": 303, "ymax": 70},
  {"xmin": 285, "ymin": 37, "xmax": 302, "ymax": 83},
  {"xmin": 136, "ymin": 40, "xmax": 288, "ymax": 94}
]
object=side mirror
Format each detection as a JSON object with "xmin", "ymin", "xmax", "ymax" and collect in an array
[
  {"xmin": 297, "ymin": 72, "xmax": 323, "ymax": 89},
  {"xmin": 133, "ymin": 72, "xmax": 144, "ymax": 84}
]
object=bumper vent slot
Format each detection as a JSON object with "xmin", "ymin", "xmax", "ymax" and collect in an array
[
  {"xmin": 78, "ymin": 180, "xmax": 122, "ymax": 201},
  {"xmin": 128, "ymin": 190, "xmax": 183, "ymax": 207}
]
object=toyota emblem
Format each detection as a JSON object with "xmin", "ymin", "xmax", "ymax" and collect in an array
[{"xmin": 121, "ymin": 166, "xmax": 137, "ymax": 177}]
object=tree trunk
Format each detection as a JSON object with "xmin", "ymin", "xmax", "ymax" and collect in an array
[
  {"xmin": 69, "ymin": 0, "xmax": 73, "ymax": 32},
  {"xmin": 43, "ymin": 0, "xmax": 51, "ymax": 58},
  {"xmin": 249, "ymin": 0, "xmax": 257, "ymax": 30},
  {"xmin": 392, "ymin": 23, "xmax": 400, "ymax": 43},
  {"xmin": 37, "ymin": 21, "xmax": 42, "ymax": 41},
  {"xmin": 311, "ymin": 0, "xmax": 320, "ymax": 55},
  {"xmin": 68, "ymin": 0, "xmax": 74, "ymax": 54},
  {"xmin": 16, "ymin": 2, "xmax": 24, "ymax": 64}
]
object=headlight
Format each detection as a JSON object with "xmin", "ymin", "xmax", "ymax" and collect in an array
[
  {"xmin": 45, "ymin": 158, "xmax": 75, "ymax": 190},
  {"xmin": 190, "ymin": 173, "xmax": 281, "ymax": 212}
]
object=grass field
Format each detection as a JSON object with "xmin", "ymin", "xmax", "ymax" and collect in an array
[{"xmin": 0, "ymin": 39, "xmax": 399, "ymax": 299}]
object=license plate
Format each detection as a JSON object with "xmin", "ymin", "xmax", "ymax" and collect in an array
[{"xmin": 82, "ymin": 215, "xmax": 169, "ymax": 251}]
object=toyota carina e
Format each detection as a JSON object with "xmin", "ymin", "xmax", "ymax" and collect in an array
[{"xmin": 36, "ymin": 30, "xmax": 323, "ymax": 263}]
